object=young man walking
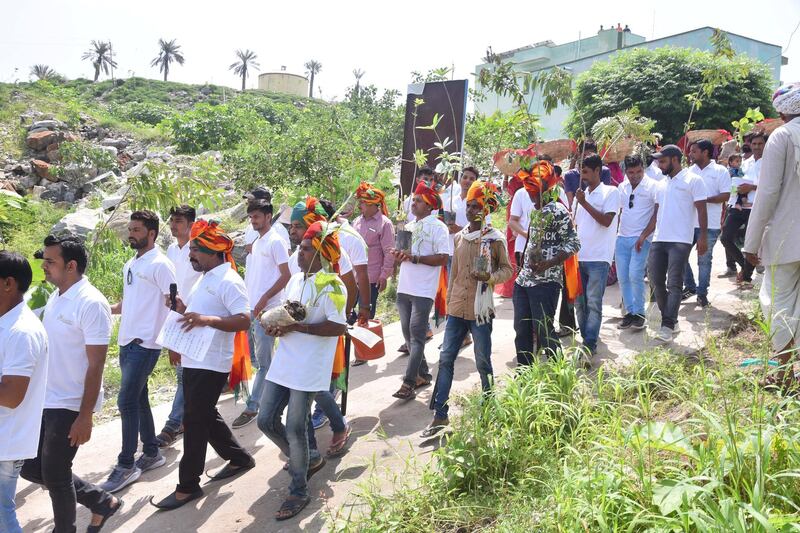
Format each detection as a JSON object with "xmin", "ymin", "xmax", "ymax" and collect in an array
[
  {"xmin": 258, "ymin": 222, "xmax": 348, "ymax": 521},
  {"xmin": 647, "ymin": 145, "xmax": 708, "ymax": 343},
  {"xmin": 615, "ymin": 155, "xmax": 658, "ymax": 330},
  {"xmin": 232, "ymin": 200, "xmax": 291, "ymax": 429},
  {"xmin": 423, "ymin": 181, "xmax": 512, "ymax": 436},
  {"xmin": 102, "ymin": 211, "xmax": 176, "ymax": 493},
  {"xmin": 683, "ymin": 139, "xmax": 731, "ymax": 307},
  {"xmin": 573, "ymin": 154, "xmax": 619, "ymax": 356},
  {"xmin": 0, "ymin": 252, "xmax": 47, "ymax": 533},
  {"xmin": 157, "ymin": 205, "xmax": 203, "ymax": 448},
  {"xmin": 151, "ymin": 220, "xmax": 255, "ymax": 510},
  {"xmin": 22, "ymin": 236, "xmax": 122, "ymax": 533}
]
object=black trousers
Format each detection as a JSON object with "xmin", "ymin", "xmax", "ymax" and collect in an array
[
  {"xmin": 21, "ymin": 409, "xmax": 113, "ymax": 533},
  {"xmin": 720, "ymin": 209, "xmax": 755, "ymax": 281},
  {"xmin": 178, "ymin": 367, "xmax": 252, "ymax": 493},
  {"xmin": 558, "ymin": 272, "xmax": 577, "ymax": 331}
]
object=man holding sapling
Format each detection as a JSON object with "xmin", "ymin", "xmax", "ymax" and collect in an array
[
  {"xmin": 423, "ymin": 181, "xmax": 512, "ymax": 437},
  {"xmin": 258, "ymin": 222, "xmax": 348, "ymax": 521}
]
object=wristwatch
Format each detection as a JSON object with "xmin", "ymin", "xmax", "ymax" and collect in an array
[{"xmin": 411, "ymin": 255, "xmax": 419, "ymax": 264}]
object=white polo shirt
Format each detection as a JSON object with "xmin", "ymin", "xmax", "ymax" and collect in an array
[
  {"xmin": 397, "ymin": 214, "xmax": 450, "ymax": 299},
  {"xmin": 266, "ymin": 271, "xmax": 348, "ymax": 392},
  {"xmin": 729, "ymin": 156, "xmax": 762, "ymax": 208},
  {"xmin": 166, "ymin": 241, "xmax": 202, "ymax": 298},
  {"xmin": 244, "ymin": 230, "xmax": 290, "ymax": 312},
  {"xmin": 653, "ymin": 169, "xmax": 708, "ymax": 244},
  {"xmin": 181, "ymin": 263, "xmax": 250, "ymax": 373},
  {"xmin": 0, "ymin": 301, "xmax": 48, "ymax": 461},
  {"xmin": 510, "ymin": 188, "xmax": 534, "ymax": 254},
  {"xmin": 119, "ymin": 247, "xmax": 176, "ymax": 349},
  {"xmin": 574, "ymin": 183, "xmax": 619, "ymax": 264},
  {"xmin": 244, "ymin": 223, "xmax": 290, "ymax": 272},
  {"xmin": 336, "ymin": 222, "xmax": 368, "ymax": 267},
  {"xmin": 42, "ymin": 277, "xmax": 111, "ymax": 412},
  {"xmin": 618, "ymin": 176, "xmax": 658, "ymax": 238},
  {"xmin": 689, "ymin": 161, "xmax": 731, "ymax": 230},
  {"xmin": 288, "ymin": 247, "xmax": 353, "ymax": 276}
]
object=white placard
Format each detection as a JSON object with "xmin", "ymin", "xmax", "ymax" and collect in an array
[
  {"xmin": 349, "ymin": 325, "xmax": 381, "ymax": 348},
  {"xmin": 156, "ymin": 310, "xmax": 216, "ymax": 362}
]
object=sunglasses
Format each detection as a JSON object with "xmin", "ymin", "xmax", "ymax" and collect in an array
[
  {"xmin": 127, "ymin": 269, "xmax": 133, "ymax": 286},
  {"xmin": 628, "ymin": 193, "xmax": 635, "ymax": 209}
]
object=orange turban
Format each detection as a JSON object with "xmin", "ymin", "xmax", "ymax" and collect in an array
[
  {"xmin": 291, "ymin": 197, "xmax": 328, "ymax": 227},
  {"xmin": 303, "ymin": 222, "xmax": 342, "ymax": 273},
  {"xmin": 519, "ymin": 160, "xmax": 558, "ymax": 197},
  {"xmin": 355, "ymin": 182, "xmax": 389, "ymax": 216},
  {"xmin": 414, "ymin": 181, "xmax": 442, "ymax": 210},
  {"xmin": 466, "ymin": 181, "xmax": 501, "ymax": 214}
]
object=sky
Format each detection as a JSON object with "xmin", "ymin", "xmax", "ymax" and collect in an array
[{"xmin": 2, "ymin": 0, "xmax": 799, "ymax": 102}]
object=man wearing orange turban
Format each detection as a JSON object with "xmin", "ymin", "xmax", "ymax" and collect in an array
[
  {"xmin": 151, "ymin": 219, "xmax": 255, "ymax": 511},
  {"xmin": 355, "ymin": 182, "xmax": 389, "ymax": 217}
]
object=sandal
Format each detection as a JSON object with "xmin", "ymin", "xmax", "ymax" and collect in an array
[
  {"xmin": 420, "ymin": 418, "xmax": 449, "ymax": 438},
  {"xmin": 392, "ymin": 383, "xmax": 416, "ymax": 400},
  {"xmin": 275, "ymin": 495, "xmax": 311, "ymax": 521},
  {"xmin": 87, "ymin": 498, "xmax": 124, "ymax": 532},
  {"xmin": 415, "ymin": 376, "xmax": 432, "ymax": 389},
  {"xmin": 326, "ymin": 424, "xmax": 352, "ymax": 457}
]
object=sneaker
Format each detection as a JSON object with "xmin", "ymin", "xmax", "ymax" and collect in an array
[
  {"xmin": 681, "ymin": 288, "xmax": 696, "ymax": 301},
  {"xmin": 697, "ymin": 294, "xmax": 710, "ymax": 308},
  {"xmin": 717, "ymin": 268, "xmax": 737, "ymax": 278},
  {"xmin": 630, "ymin": 314, "xmax": 646, "ymax": 330},
  {"xmin": 654, "ymin": 326, "xmax": 673, "ymax": 344},
  {"xmin": 232, "ymin": 410, "xmax": 257, "ymax": 429},
  {"xmin": 672, "ymin": 322, "xmax": 681, "ymax": 335},
  {"xmin": 311, "ymin": 410, "xmax": 329, "ymax": 429},
  {"xmin": 100, "ymin": 466, "xmax": 141, "ymax": 493},
  {"xmin": 135, "ymin": 452, "xmax": 166, "ymax": 473},
  {"xmin": 618, "ymin": 313, "xmax": 635, "ymax": 329}
]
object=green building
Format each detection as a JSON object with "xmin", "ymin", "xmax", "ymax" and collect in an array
[{"xmin": 474, "ymin": 25, "xmax": 788, "ymax": 139}]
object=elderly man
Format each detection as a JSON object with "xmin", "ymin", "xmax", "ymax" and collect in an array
[
  {"xmin": 743, "ymin": 83, "xmax": 800, "ymax": 393},
  {"xmin": 258, "ymin": 222, "xmax": 349, "ymax": 521},
  {"xmin": 352, "ymin": 182, "xmax": 395, "ymax": 319}
]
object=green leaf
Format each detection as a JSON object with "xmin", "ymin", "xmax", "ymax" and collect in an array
[{"xmin": 652, "ymin": 478, "xmax": 705, "ymax": 515}]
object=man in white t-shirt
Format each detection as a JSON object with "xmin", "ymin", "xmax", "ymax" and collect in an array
[
  {"xmin": 157, "ymin": 205, "xmax": 203, "ymax": 448},
  {"xmin": 392, "ymin": 182, "xmax": 450, "ymax": 401},
  {"xmin": 615, "ymin": 155, "xmax": 658, "ymax": 331},
  {"xmin": 508, "ymin": 182, "xmax": 535, "ymax": 267},
  {"xmin": 573, "ymin": 154, "xmax": 618, "ymax": 356},
  {"xmin": 151, "ymin": 221, "xmax": 254, "ymax": 511},
  {"xmin": 403, "ymin": 167, "xmax": 436, "ymax": 223},
  {"xmin": 21, "ymin": 236, "xmax": 122, "ymax": 531},
  {"xmin": 647, "ymin": 146, "xmax": 708, "ymax": 343},
  {"xmin": 258, "ymin": 223, "xmax": 348, "ymax": 520},
  {"xmin": 0, "ymin": 252, "xmax": 47, "ymax": 533},
  {"xmin": 232, "ymin": 200, "xmax": 291, "ymax": 429},
  {"xmin": 102, "ymin": 211, "xmax": 176, "ymax": 493},
  {"xmin": 683, "ymin": 140, "xmax": 731, "ymax": 307}
]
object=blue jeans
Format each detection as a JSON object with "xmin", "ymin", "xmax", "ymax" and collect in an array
[
  {"xmin": 615, "ymin": 236, "xmax": 651, "ymax": 315},
  {"xmin": 313, "ymin": 383, "xmax": 346, "ymax": 433},
  {"xmin": 684, "ymin": 228, "xmax": 721, "ymax": 297},
  {"xmin": 576, "ymin": 261, "xmax": 611, "ymax": 351},
  {"xmin": 513, "ymin": 282, "xmax": 561, "ymax": 363},
  {"xmin": 648, "ymin": 241, "xmax": 692, "ymax": 329},
  {"xmin": 117, "ymin": 342, "xmax": 161, "ymax": 468},
  {"xmin": 256, "ymin": 380, "xmax": 319, "ymax": 499},
  {"xmin": 246, "ymin": 317, "xmax": 275, "ymax": 413},
  {"xmin": 432, "ymin": 316, "xmax": 493, "ymax": 419},
  {"xmin": 0, "ymin": 460, "xmax": 23, "ymax": 533},
  {"xmin": 163, "ymin": 364, "xmax": 184, "ymax": 432}
]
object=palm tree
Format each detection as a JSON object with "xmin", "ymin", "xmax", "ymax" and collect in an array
[
  {"xmin": 304, "ymin": 59, "xmax": 322, "ymax": 98},
  {"xmin": 352, "ymin": 68, "xmax": 365, "ymax": 97},
  {"xmin": 151, "ymin": 38, "xmax": 185, "ymax": 82},
  {"xmin": 30, "ymin": 64, "xmax": 57, "ymax": 81},
  {"xmin": 81, "ymin": 40, "xmax": 117, "ymax": 82},
  {"xmin": 229, "ymin": 49, "xmax": 260, "ymax": 91}
]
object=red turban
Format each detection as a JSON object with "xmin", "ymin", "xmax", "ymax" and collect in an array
[{"xmin": 414, "ymin": 181, "xmax": 442, "ymax": 210}]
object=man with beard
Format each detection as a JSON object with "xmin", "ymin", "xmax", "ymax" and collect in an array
[
  {"xmin": 150, "ymin": 220, "xmax": 254, "ymax": 510},
  {"xmin": 100, "ymin": 211, "xmax": 176, "ymax": 493}
]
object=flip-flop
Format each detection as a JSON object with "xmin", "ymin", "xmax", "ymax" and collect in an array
[
  {"xmin": 275, "ymin": 495, "xmax": 311, "ymax": 521},
  {"xmin": 326, "ymin": 424, "xmax": 353, "ymax": 457},
  {"xmin": 87, "ymin": 498, "xmax": 124, "ymax": 532},
  {"xmin": 306, "ymin": 456, "xmax": 326, "ymax": 480},
  {"xmin": 420, "ymin": 420, "xmax": 449, "ymax": 438}
]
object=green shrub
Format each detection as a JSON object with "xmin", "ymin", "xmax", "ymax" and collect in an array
[
  {"xmin": 54, "ymin": 139, "xmax": 118, "ymax": 175},
  {"xmin": 167, "ymin": 103, "xmax": 259, "ymax": 153},
  {"xmin": 111, "ymin": 101, "xmax": 174, "ymax": 125}
]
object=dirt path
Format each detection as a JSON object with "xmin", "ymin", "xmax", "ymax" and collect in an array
[{"xmin": 16, "ymin": 250, "xmax": 753, "ymax": 532}]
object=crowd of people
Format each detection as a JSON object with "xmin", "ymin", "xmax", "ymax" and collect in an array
[{"xmin": 1, "ymin": 83, "xmax": 799, "ymax": 530}]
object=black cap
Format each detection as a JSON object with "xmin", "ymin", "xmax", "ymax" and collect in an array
[
  {"xmin": 652, "ymin": 144, "xmax": 683, "ymax": 159},
  {"xmin": 243, "ymin": 186, "xmax": 271, "ymax": 201}
]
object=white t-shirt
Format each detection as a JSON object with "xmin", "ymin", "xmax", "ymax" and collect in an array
[
  {"xmin": 336, "ymin": 222, "xmax": 368, "ymax": 267},
  {"xmin": 689, "ymin": 161, "xmax": 731, "ymax": 230},
  {"xmin": 266, "ymin": 272, "xmax": 348, "ymax": 392},
  {"xmin": 42, "ymin": 278, "xmax": 111, "ymax": 412},
  {"xmin": 617, "ymin": 176, "xmax": 659, "ymax": 238},
  {"xmin": 0, "ymin": 302, "xmax": 48, "ymax": 461},
  {"xmin": 397, "ymin": 214, "xmax": 450, "ymax": 299},
  {"xmin": 244, "ymin": 223, "xmax": 290, "ymax": 271},
  {"xmin": 729, "ymin": 156, "xmax": 762, "ymax": 207},
  {"xmin": 166, "ymin": 241, "xmax": 202, "ymax": 298},
  {"xmin": 119, "ymin": 247, "xmax": 176, "ymax": 349},
  {"xmin": 244, "ymin": 230, "xmax": 290, "ymax": 312},
  {"xmin": 442, "ymin": 195, "xmax": 468, "ymax": 254},
  {"xmin": 288, "ymin": 248, "xmax": 353, "ymax": 276},
  {"xmin": 653, "ymin": 169, "xmax": 708, "ymax": 244},
  {"xmin": 574, "ymin": 183, "xmax": 619, "ymax": 264},
  {"xmin": 510, "ymin": 188, "xmax": 534, "ymax": 253},
  {"xmin": 181, "ymin": 263, "xmax": 250, "ymax": 373}
]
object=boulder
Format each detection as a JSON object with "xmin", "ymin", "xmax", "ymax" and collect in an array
[
  {"xmin": 26, "ymin": 130, "xmax": 62, "ymax": 151},
  {"xmin": 17, "ymin": 173, "xmax": 38, "ymax": 190},
  {"xmin": 81, "ymin": 171, "xmax": 116, "ymax": 194},
  {"xmin": 29, "ymin": 120, "xmax": 60, "ymax": 131},
  {"xmin": 31, "ymin": 185, "xmax": 46, "ymax": 199},
  {"xmin": 131, "ymin": 152, "xmax": 146, "ymax": 162},
  {"xmin": 60, "ymin": 163, "xmax": 98, "ymax": 185},
  {"xmin": 200, "ymin": 150, "xmax": 223, "ymax": 164},
  {"xmin": 100, "ymin": 138, "xmax": 129, "ymax": 150},
  {"xmin": 98, "ymin": 145, "xmax": 118, "ymax": 157},
  {"xmin": 31, "ymin": 159, "xmax": 52, "ymax": 180},
  {"xmin": 231, "ymin": 231, "xmax": 247, "ymax": 266},
  {"xmin": 40, "ymin": 182, "xmax": 71, "ymax": 202},
  {"xmin": 101, "ymin": 193, "xmax": 125, "ymax": 211},
  {"xmin": 51, "ymin": 208, "xmax": 103, "ymax": 240},
  {"xmin": 46, "ymin": 144, "xmax": 61, "ymax": 163}
]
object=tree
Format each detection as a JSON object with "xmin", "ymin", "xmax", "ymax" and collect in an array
[
  {"xmin": 352, "ymin": 68, "xmax": 365, "ymax": 97},
  {"xmin": 565, "ymin": 47, "xmax": 776, "ymax": 143},
  {"xmin": 30, "ymin": 64, "xmax": 57, "ymax": 81},
  {"xmin": 81, "ymin": 40, "xmax": 117, "ymax": 82},
  {"xmin": 229, "ymin": 49, "xmax": 260, "ymax": 91},
  {"xmin": 151, "ymin": 38, "xmax": 185, "ymax": 82},
  {"xmin": 304, "ymin": 60, "xmax": 322, "ymax": 98}
]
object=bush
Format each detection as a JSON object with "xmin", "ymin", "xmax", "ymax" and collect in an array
[
  {"xmin": 111, "ymin": 101, "xmax": 174, "ymax": 125},
  {"xmin": 55, "ymin": 139, "xmax": 118, "ymax": 174},
  {"xmin": 167, "ymin": 103, "xmax": 260, "ymax": 153}
]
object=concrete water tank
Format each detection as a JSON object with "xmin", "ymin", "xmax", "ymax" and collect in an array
[{"xmin": 257, "ymin": 72, "xmax": 309, "ymax": 97}]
